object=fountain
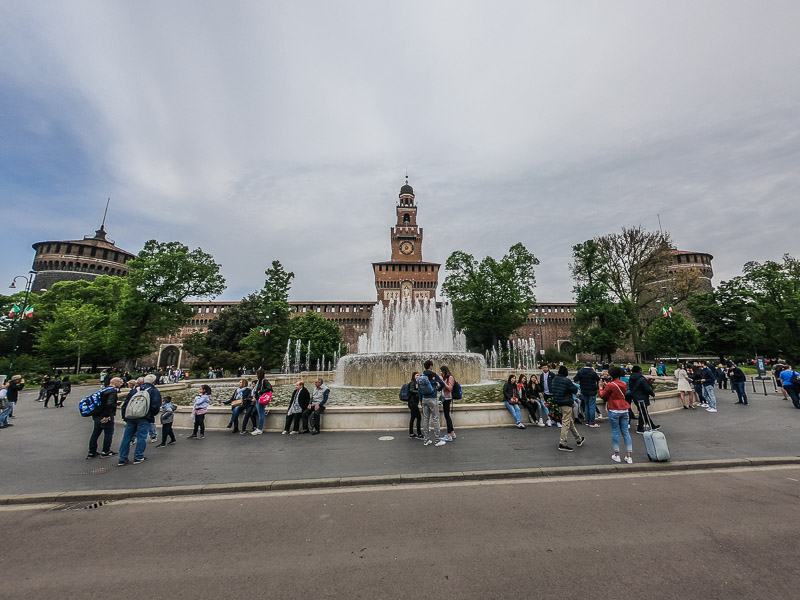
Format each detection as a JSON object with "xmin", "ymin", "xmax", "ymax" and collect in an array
[{"xmin": 336, "ymin": 298, "xmax": 488, "ymax": 388}]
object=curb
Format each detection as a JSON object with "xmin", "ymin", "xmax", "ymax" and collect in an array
[{"xmin": 3, "ymin": 456, "xmax": 799, "ymax": 506}]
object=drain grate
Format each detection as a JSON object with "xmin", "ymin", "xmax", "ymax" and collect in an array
[
  {"xmin": 74, "ymin": 466, "xmax": 111, "ymax": 476},
  {"xmin": 52, "ymin": 500, "xmax": 111, "ymax": 511}
]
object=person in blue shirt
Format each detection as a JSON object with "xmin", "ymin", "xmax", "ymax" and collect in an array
[{"xmin": 779, "ymin": 364, "xmax": 800, "ymax": 409}]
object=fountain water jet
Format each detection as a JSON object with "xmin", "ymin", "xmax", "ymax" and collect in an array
[{"xmin": 336, "ymin": 298, "xmax": 487, "ymax": 388}]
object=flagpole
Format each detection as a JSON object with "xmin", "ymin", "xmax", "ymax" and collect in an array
[{"xmin": 7, "ymin": 271, "xmax": 36, "ymax": 374}]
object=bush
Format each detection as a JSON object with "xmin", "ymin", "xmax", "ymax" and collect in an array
[{"xmin": 0, "ymin": 354, "xmax": 55, "ymax": 385}]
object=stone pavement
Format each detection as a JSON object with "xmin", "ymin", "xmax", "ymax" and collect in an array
[{"xmin": 1, "ymin": 383, "xmax": 798, "ymax": 499}]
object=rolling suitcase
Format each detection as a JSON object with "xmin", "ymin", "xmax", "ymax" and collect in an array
[{"xmin": 642, "ymin": 425, "xmax": 670, "ymax": 462}]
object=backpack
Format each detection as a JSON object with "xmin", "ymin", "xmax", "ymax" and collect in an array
[
  {"xmin": 79, "ymin": 387, "xmax": 114, "ymax": 417},
  {"xmin": 417, "ymin": 373, "xmax": 435, "ymax": 396},
  {"xmin": 451, "ymin": 380, "xmax": 462, "ymax": 400},
  {"xmin": 125, "ymin": 386, "xmax": 151, "ymax": 420},
  {"xmin": 399, "ymin": 383, "xmax": 411, "ymax": 402}
]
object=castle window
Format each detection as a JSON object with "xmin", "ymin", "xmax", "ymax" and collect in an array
[
  {"xmin": 403, "ymin": 213, "xmax": 410, "ymax": 223},
  {"xmin": 103, "ymin": 249, "xmax": 108, "ymax": 259},
  {"xmin": 55, "ymin": 244, "xmax": 61, "ymax": 253},
  {"xmin": 90, "ymin": 247, "xmax": 97, "ymax": 257}
]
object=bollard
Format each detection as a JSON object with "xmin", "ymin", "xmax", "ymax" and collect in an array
[
  {"xmin": 751, "ymin": 377, "xmax": 757, "ymax": 393},
  {"xmin": 762, "ymin": 378, "xmax": 768, "ymax": 396}
]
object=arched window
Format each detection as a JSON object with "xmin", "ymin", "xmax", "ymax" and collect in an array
[{"xmin": 403, "ymin": 213, "xmax": 410, "ymax": 223}]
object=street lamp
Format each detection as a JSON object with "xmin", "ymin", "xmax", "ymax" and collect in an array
[
  {"xmin": 534, "ymin": 317, "xmax": 545, "ymax": 360},
  {"xmin": 7, "ymin": 271, "xmax": 36, "ymax": 373}
]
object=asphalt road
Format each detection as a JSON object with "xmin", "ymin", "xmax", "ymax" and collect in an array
[{"xmin": 4, "ymin": 466, "xmax": 799, "ymax": 600}]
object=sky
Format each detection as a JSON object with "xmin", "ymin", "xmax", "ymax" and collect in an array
[{"xmin": 2, "ymin": 1, "xmax": 799, "ymax": 303}]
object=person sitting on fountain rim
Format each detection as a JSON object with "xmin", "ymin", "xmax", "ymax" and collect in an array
[{"xmin": 302, "ymin": 378, "xmax": 329, "ymax": 434}]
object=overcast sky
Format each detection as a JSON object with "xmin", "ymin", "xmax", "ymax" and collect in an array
[{"xmin": 2, "ymin": 1, "xmax": 799, "ymax": 304}]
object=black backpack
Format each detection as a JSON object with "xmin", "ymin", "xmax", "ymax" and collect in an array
[
  {"xmin": 399, "ymin": 383, "xmax": 411, "ymax": 402},
  {"xmin": 451, "ymin": 380, "xmax": 462, "ymax": 400}
]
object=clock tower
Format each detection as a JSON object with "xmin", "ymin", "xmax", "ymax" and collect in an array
[{"xmin": 373, "ymin": 179, "xmax": 440, "ymax": 304}]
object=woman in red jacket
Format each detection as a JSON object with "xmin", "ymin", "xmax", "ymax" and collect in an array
[{"xmin": 599, "ymin": 366, "xmax": 633, "ymax": 464}]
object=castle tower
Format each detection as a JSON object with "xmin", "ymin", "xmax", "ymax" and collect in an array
[{"xmin": 372, "ymin": 178, "xmax": 440, "ymax": 304}]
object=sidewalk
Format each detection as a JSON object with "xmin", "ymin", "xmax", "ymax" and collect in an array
[{"xmin": 1, "ymin": 384, "xmax": 798, "ymax": 499}]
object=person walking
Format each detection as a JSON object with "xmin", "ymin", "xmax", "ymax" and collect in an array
[
  {"xmin": 573, "ymin": 361, "xmax": 601, "ymax": 428},
  {"xmin": 57, "ymin": 375, "xmax": 71, "ymax": 408},
  {"xmin": 157, "ymin": 395, "xmax": 177, "ymax": 446},
  {"xmin": 629, "ymin": 365, "xmax": 661, "ymax": 432},
  {"xmin": 674, "ymin": 363, "xmax": 695, "ymax": 409},
  {"xmin": 420, "ymin": 360, "xmax": 446, "ymax": 447},
  {"xmin": 729, "ymin": 363, "xmax": 749, "ymax": 405},
  {"xmin": 6, "ymin": 375, "xmax": 24, "ymax": 419},
  {"xmin": 599, "ymin": 366, "xmax": 633, "ymax": 463},
  {"xmin": 402, "ymin": 372, "xmax": 422, "ymax": 439},
  {"xmin": 779, "ymin": 364, "xmax": 800, "ymax": 409},
  {"xmin": 43, "ymin": 375, "xmax": 61, "ymax": 408},
  {"xmin": 188, "ymin": 385, "xmax": 211, "ymax": 439},
  {"xmin": 86, "ymin": 377, "xmax": 123, "ymax": 458},
  {"xmin": 503, "ymin": 374, "xmax": 525, "ymax": 428},
  {"xmin": 439, "ymin": 365, "xmax": 456, "ymax": 441},
  {"xmin": 117, "ymin": 374, "xmax": 162, "ymax": 466},
  {"xmin": 552, "ymin": 366, "xmax": 584, "ymax": 452},
  {"xmin": 250, "ymin": 370, "xmax": 273, "ymax": 435}
]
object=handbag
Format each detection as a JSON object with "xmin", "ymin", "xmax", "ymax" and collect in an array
[
  {"xmin": 231, "ymin": 398, "xmax": 243, "ymax": 408},
  {"xmin": 259, "ymin": 391, "xmax": 273, "ymax": 405}
]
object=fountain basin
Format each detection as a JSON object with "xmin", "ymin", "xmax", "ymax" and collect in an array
[{"xmin": 336, "ymin": 352, "xmax": 487, "ymax": 388}]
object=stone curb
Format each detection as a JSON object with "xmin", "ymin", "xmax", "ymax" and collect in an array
[{"xmin": 2, "ymin": 456, "xmax": 799, "ymax": 506}]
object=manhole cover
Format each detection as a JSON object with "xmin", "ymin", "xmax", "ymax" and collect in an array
[{"xmin": 378, "ymin": 436, "xmax": 394, "ymax": 441}]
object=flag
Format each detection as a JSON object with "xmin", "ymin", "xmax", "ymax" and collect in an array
[
  {"xmin": 662, "ymin": 306, "xmax": 673, "ymax": 318},
  {"xmin": 22, "ymin": 305, "xmax": 34, "ymax": 319},
  {"xmin": 8, "ymin": 304, "xmax": 21, "ymax": 318},
  {"xmin": 259, "ymin": 327, "xmax": 270, "ymax": 335}
]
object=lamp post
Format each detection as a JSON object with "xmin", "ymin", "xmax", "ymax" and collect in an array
[
  {"xmin": 7, "ymin": 271, "xmax": 36, "ymax": 374},
  {"xmin": 660, "ymin": 287, "xmax": 679, "ymax": 366},
  {"xmin": 534, "ymin": 317, "xmax": 545, "ymax": 360}
]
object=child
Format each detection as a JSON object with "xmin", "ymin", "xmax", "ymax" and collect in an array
[
  {"xmin": 188, "ymin": 385, "xmax": 211, "ymax": 439},
  {"xmin": 157, "ymin": 395, "xmax": 177, "ymax": 447}
]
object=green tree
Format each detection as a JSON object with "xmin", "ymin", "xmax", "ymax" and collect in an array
[
  {"xmin": 112, "ymin": 240, "xmax": 226, "ymax": 366},
  {"xmin": 288, "ymin": 312, "xmax": 343, "ymax": 365},
  {"xmin": 36, "ymin": 302, "xmax": 105, "ymax": 371},
  {"xmin": 569, "ymin": 240, "xmax": 630, "ymax": 361},
  {"xmin": 442, "ymin": 243, "xmax": 539, "ymax": 349},
  {"xmin": 644, "ymin": 311, "xmax": 700, "ymax": 356}
]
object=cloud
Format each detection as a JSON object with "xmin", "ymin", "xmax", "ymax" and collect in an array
[{"xmin": 1, "ymin": 1, "xmax": 799, "ymax": 304}]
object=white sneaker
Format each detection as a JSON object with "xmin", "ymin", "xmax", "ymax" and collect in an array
[
  {"xmin": 624, "ymin": 456, "xmax": 633, "ymax": 464},
  {"xmin": 435, "ymin": 440, "xmax": 446, "ymax": 447},
  {"xmin": 611, "ymin": 454, "xmax": 621, "ymax": 463},
  {"xmin": 451, "ymin": 432, "xmax": 456, "ymax": 439},
  {"xmin": 706, "ymin": 408, "xmax": 717, "ymax": 412},
  {"xmin": 556, "ymin": 422, "xmax": 562, "ymax": 428},
  {"xmin": 546, "ymin": 419, "xmax": 553, "ymax": 427},
  {"xmin": 251, "ymin": 429, "xmax": 263, "ymax": 435},
  {"xmin": 537, "ymin": 419, "xmax": 545, "ymax": 427},
  {"xmin": 423, "ymin": 440, "xmax": 433, "ymax": 446}
]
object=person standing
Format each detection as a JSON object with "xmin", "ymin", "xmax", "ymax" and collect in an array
[
  {"xmin": 503, "ymin": 374, "xmax": 525, "ymax": 428},
  {"xmin": 303, "ymin": 378, "xmax": 329, "ymax": 435},
  {"xmin": 420, "ymin": 360, "xmax": 446, "ymax": 447},
  {"xmin": 599, "ymin": 366, "xmax": 633, "ymax": 464},
  {"xmin": 250, "ymin": 370, "xmax": 273, "ymax": 435},
  {"xmin": 700, "ymin": 361, "xmax": 719, "ymax": 412},
  {"xmin": 283, "ymin": 381, "xmax": 309, "ymax": 434},
  {"xmin": 6, "ymin": 375, "xmax": 24, "ymax": 419},
  {"xmin": 402, "ymin": 372, "xmax": 422, "ymax": 439},
  {"xmin": 188, "ymin": 385, "xmax": 211, "ymax": 439},
  {"xmin": 674, "ymin": 363, "xmax": 695, "ymax": 409},
  {"xmin": 629, "ymin": 365, "xmax": 660, "ymax": 432},
  {"xmin": 117, "ymin": 374, "xmax": 162, "ymax": 466},
  {"xmin": 87, "ymin": 377, "xmax": 123, "ymax": 458},
  {"xmin": 552, "ymin": 365, "xmax": 584, "ymax": 452},
  {"xmin": 715, "ymin": 364, "xmax": 728, "ymax": 390},
  {"xmin": 57, "ymin": 375, "xmax": 71, "ymax": 408},
  {"xmin": 573, "ymin": 361, "xmax": 601, "ymax": 428},
  {"xmin": 439, "ymin": 365, "xmax": 456, "ymax": 441},
  {"xmin": 157, "ymin": 395, "xmax": 177, "ymax": 446},
  {"xmin": 0, "ymin": 382, "xmax": 11, "ymax": 429},
  {"xmin": 691, "ymin": 363, "xmax": 706, "ymax": 407},
  {"xmin": 729, "ymin": 363, "xmax": 749, "ymax": 405},
  {"xmin": 43, "ymin": 374, "xmax": 61, "ymax": 408}
]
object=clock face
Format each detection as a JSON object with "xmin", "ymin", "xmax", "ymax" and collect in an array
[{"xmin": 399, "ymin": 241, "xmax": 414, "ymax": 255}]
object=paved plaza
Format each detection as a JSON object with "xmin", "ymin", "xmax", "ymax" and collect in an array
[{"xmin": 1, "ymin": 383, "xmax": 798, "ymax": 499}]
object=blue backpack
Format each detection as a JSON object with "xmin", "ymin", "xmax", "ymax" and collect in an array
[
  {"xmin": 417, "ymin": 373, "xmax": 435, "ymax": 396},
  {"xmin": 79, "ymin": 387, "xmax": 114, "ymax": 417}
]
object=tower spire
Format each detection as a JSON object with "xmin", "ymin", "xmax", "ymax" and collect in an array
[{"xmin": 94, "ymin": 198, "xmax": 110, "ymax": 240}]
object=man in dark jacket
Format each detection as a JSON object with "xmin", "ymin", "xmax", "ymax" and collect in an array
[
  {"xmin": 87, "ymin": 377, "xmax": 124, "ymax": 459},
  {"xmin": 7, "ymin": 374, "xmax": 24, "ymax": 419},
  {"xmin": 44, "ymin": 374, "xmax": 61, "ymax": 408},
  {"xmin": 700, "ymin": 361, "xmax": 718, "ymax": 412},
  {"xmin": 729, "ymin": 363, "xmax": 748, "ymax": 405},
  {"xmin": 552, "ymin": 365, "xmax": 584, "ymax": 452},
  {"xmin": 574, "ymin": 362, "xmax": 601, "ymax": 427},
  {"xmin": 629, "ymin": 366, "xmax": 660, "ymax": 433},
  {"xmin": 117, "ymin": 374, "xmax": 162, "ymax": 466},
  {"xmin": 420, "ymin": 360, "xmax": 447, "ymax": 446}
]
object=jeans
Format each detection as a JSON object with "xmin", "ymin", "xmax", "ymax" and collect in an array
[
  {"xmin": 118, "ymin": 418, "xmax": 150, "ymax": 462},
  {"xmin": 732, "ymin": 381, "xmax": 748, "ymax": 404},
  {"xmin": 0, "ymin": 406, "xmax": 11, "ymax": 426},
  {"xmin": 408, "ymin": 401, "xmax": 421, "ymax": 435},
  {"xmin": 160, "ymin": 422, "xmax": 176, "ymax": 444},
  {"xmin": 256, "ymin": 402, "xmax": 267, "ymax": 430},
  {"xmin": 608, "ymin": 411, "xmax": 632, "ymax": 453},
  {"xmin": 421, "ymin": 397, "xmax": 441, "ymax": 442},
  {"xmin": 88, "ymin": 416, "xmax": 115, "ymax": 454},
  {"xmin": 584, "ymin": 395, "xmax": 597, "ymax": 424},
  {"xmin": 192, "ymin": 414, "xmax": 205, "ymax": 436},
  {"xmin": 229, "ymin": 405, "xmax": 243, "ymax": 430},
  {"xmin": 149, "ymin": 422, "xmax": 157, "ymax": 440},
  {"xmin": 533, "ymin": 399, "xmax": 550, "ymax": 420},
  {"xmin": 504, "ymin": 401, "xmax": 522, "ymax": 423},
  {"xmin": 785, "ymin": 386, "xmax": 800, "ymax": 409},
  {"xmin": 703, "ymin": 385, "xmax": 717, "ymax": 410},
  {"xmin": 442, "ymin": 398, "xmax": 454, "ymax": 433}
]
